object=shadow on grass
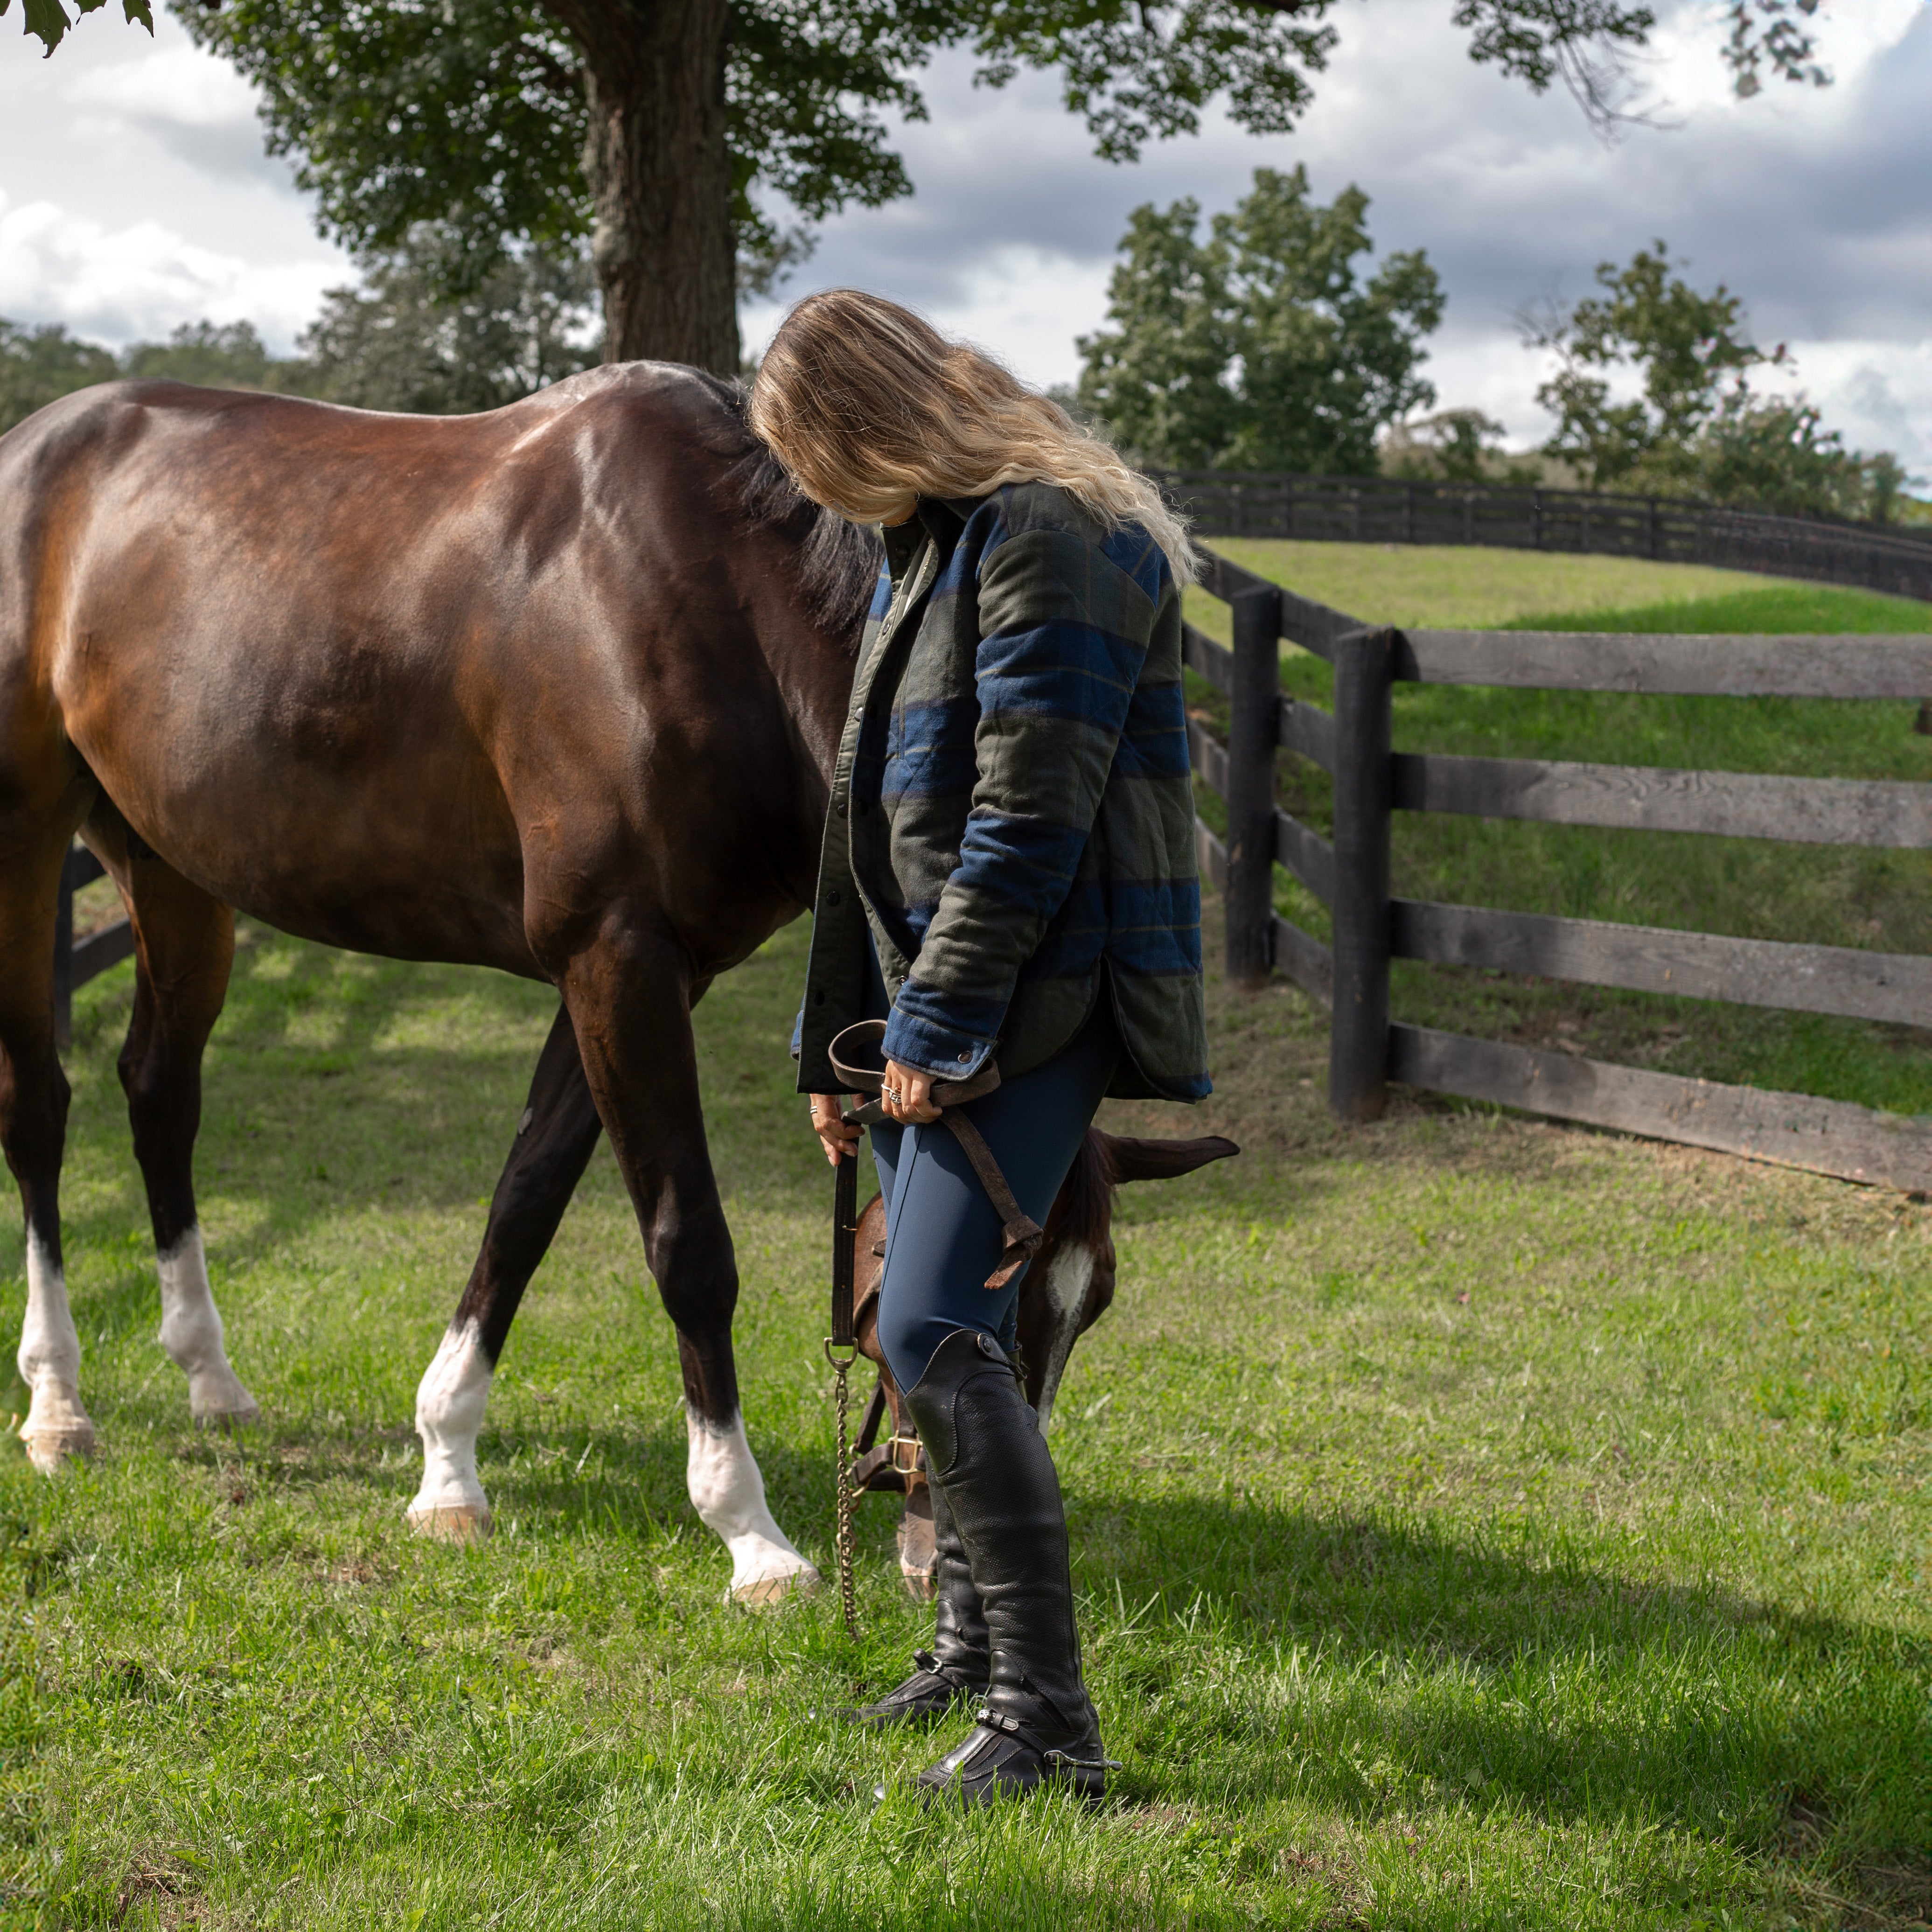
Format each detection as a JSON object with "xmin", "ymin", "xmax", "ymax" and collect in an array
[
  {"xmin": 354, "ymin": 1412, "xmax": 1930, "ymax": 1918},
  {"xmin": 1084, "ymin": 1489, "xmax": 1931, "ymax": 1917}
]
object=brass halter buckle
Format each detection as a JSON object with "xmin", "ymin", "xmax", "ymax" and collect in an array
[{"xmin": 886, "ymin": 1433, "xmax": 923, "ymax": 1477}]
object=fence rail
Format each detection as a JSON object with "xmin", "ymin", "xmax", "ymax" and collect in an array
[
  {"xmin": 52, "ymin": 846, "xmax": 134, "ymax": 1047},
  {"xmin": 1185, "ymin": 551, "xmax": 1932, "ymax": 1191},
  {"xmin": 1162, "ymin": 470, "xmax": 1932, "ymax": 604}
]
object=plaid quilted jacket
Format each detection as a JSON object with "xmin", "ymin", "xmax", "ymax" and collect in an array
[{"xmin": 795, "ymin": 481, "xmax": 1210, "ymax": 1102}]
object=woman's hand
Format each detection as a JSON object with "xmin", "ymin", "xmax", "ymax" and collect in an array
[
  {"xmin": 880, "ymin": 1059, "xmax": 942, "ymax": 1125},
  {"xmin": 809, "ymin": 1094, "xmax": 861, "ymax": 1167}
]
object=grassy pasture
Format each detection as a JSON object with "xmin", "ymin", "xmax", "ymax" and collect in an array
[
  {"xmin": 1184, "ymin": 543, "xmax": 1932, "ymax": 1114},
  {"xmin": 1, "ymin": 896, "xmax": 1929, "ymax": 1929}
]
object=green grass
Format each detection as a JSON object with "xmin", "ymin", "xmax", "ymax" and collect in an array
[
  {"xmin": 1506, "ymin": 584, "xmax": 1932, "ymax": 638},
  {"xmin": 2, "ymin": 916, "xmax": 1929, "ymax": 1928},
  {"xmin": 1186, "ymin": 548, "xmax": 1932, "ymax": 1116},
  {"xmin": 1185, "ymin": 541, "xmax": 1822, "ymax": 633}
]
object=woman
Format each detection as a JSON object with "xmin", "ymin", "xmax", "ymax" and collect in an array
[{"xmin": 751, "ymin": 290, "xmax": 1209, "ymax": 1806}]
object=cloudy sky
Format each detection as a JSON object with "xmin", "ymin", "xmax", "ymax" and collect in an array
[{"xmin": 3, "ymin": 0, "xmax": 1928, "ymax": 468}]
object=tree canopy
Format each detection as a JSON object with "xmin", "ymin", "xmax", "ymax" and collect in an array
[
  {"xmin": 6, "ymin": 0, "xmax": 1848, "ymax": 374},
  {"xmin": 1077, "ymin": 167, "xmax": 1443, "ymax": 475},
  {"xmin": 1527, "ymin": 241, "xmax": 1909, "ymax": 522}
]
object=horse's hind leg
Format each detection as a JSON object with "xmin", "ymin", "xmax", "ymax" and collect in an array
[
  {"xmin": 0, "ymin": 840, "xmax": 88, "ymax": 1472},
  {"xmin": 408, "ymin": 1002, "xmax": 604, "ymax": 1541},
  {"xmin": 558, "ymin": 929, "xmax": 815, "ymax": 1604},
  {"xmin": 115, "ymin": 853, "xmax": 256, "ymax": 1426}
]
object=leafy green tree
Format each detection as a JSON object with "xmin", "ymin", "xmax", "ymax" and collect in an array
[
  {"xmin": 121, "ymin": 320, "xmax": 277, "ymax": 388},
  {"xmin": 294, "ymin": 235, "xmax": 601, "ymax": 413},
  {"xmin": 1076, "ymin": 167, "xmax": 1443, "ymax": 475},
  {"xmin": 8, "ymin": 0, "xmax": 1843, "ymax": 378},
  {"xmin": 1525, "ymin": 242, "xmax": 1766, "ymax": 488},
  {"xmin": 3, "ymin": 0, "xmax": 149, "ymax": 52},
  {"xmin": 0, "ymin": 319, "xmax": 117, "ymax": 433},
  {"xmin": 1527, "ymin": 242, "xmax": 1912, "ymax": 522},
  {"xmin": 1381, "ymin": 408, "xmax": 1545, "ymax": 486},
  {"xmin": 168, "ymin": 0, "xmax": 1847, "ymax": 376}
]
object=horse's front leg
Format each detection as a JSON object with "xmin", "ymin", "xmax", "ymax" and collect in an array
[
  {"xmin": 408, "ymin": 1002, "xmax": 604, "ymax": 1541},
  {"xmin": 562, "ymin": 929, "xmax": 816, "ymax": 1604}
]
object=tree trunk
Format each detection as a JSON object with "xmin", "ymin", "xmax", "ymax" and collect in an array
[{"xmin": 544, "ymin": 0, "xmax": 739, "ymax": 375}]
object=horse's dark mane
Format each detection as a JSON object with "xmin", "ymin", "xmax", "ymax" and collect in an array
[{"xmin": 704, "ymin": 376, "xmax": 881, "ymax": 649}]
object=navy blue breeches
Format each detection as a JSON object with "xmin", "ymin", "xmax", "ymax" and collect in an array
[{"xmin": 866, "ymin": 981, "xmax": 1120, "ymax": 1393}]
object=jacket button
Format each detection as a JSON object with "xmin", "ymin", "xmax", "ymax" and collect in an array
[
  {"xmin": 829, "ymin": 890, "xmax": 841, "ymax": 906},
  {"xmin": 835, "ymin": 802, "xmax": 847, "ymax": 818},
  {"xmin": 957, "ymin": 1052, "xmax": 971, "ymax": 1062},
  {"xmin": 855, "ymin": 799, "xmax": 871, "ymax": 817},
  {"xmin": 814, "ymin": 991, "xmax": 825, "ymax": 1006}
]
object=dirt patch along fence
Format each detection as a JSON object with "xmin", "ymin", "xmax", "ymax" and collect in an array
[
  {"xmin": 1187, "ymin": 547, "xmax": 1932, "ymax": 1192},
  {"xmin": 1162, "ymin": 470, "xmax": 1932, "ymax": 604}
]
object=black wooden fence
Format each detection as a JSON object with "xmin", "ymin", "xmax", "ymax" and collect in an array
[
  {"xmin": 52, "ymin": 845, "xmax": 134, "ymax": 1048},
  {"xmin": 1160, "ymin": 471, "xmax": 1932, "ymax": 604},
  {"xmin": 1186, "ymin": 549, "xmax": 1932, "ymax": 1193}
]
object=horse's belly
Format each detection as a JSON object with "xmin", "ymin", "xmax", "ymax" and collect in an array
[{"xmin": 73, "ymin": 666, "xmax": 540, "ymax": 976}]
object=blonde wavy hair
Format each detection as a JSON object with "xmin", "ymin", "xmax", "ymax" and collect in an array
[{"xmin": 748, "ymin": 288, "xmax": 1197, "ymax": 587}]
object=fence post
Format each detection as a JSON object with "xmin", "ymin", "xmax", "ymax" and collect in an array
[
  {"xmin": 1327, "ymin": 627, "xmax": 1394, "ymax": 1121},
  {"xmin": 53, "ymin": 846, "xmax": 75, "ymax": 1052},
  {"xmin": 1224, "ymin": 585, "xmax": 1282, "ymax": 990}
]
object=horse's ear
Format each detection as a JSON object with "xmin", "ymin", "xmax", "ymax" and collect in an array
[{"xmin": 1096, "ymin": 1133, "xmax": 1240, "ymax": 1184}]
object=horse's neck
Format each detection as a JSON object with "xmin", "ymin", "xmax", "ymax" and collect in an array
[{"xmin": 774, "ymin": 618, "xmax": 860, "ymax": 799}]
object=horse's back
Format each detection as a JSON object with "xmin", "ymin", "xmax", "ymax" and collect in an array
[{"xmin": 0, "ymin": 363, "xmax": 774, "ymax": 970}]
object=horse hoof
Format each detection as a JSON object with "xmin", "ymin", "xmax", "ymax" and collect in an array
[
  {"xmin": 732, "ymin": 1565, "xmax": 820, "ymax": 1608},
  {"xmin": 408, "ymin": 1504, "xmax": 493, "ymax": 1544},
  {"xmin": 20, "ymin": 1423, "xmax": 95, "ymax": 1474}
]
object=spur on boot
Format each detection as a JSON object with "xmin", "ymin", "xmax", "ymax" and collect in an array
[
  {"xmin": 899, "ymin": 1328, "xmax": 1114, "ymax": 1806},
  {"xmin": 843, "ymin": 1475, "xmax": 989, "ymax": 1727}
]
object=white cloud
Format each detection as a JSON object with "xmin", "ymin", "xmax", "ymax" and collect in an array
[
  {"xmin": 755, "ymin": 0, "xmax": 1932, "ymax": 466},
  {"xmin": 0, "ymin": 190, "xmax": 343, "ymax": 350},
  {"xmin": 0, "ymin": 7, "xmax": 350, "ymax": 349},
  {"xmin": 63, "ymin": 42, "xmax": 259, "ymax": 126}
]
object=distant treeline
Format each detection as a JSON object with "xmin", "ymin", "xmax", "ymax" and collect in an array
[
  {"xmin": 1072, "ymin": 172, "xmax": 1922, "ymax": 529},
  {"xmin": 1, "ymin": 239, "xmax": 600, "ymax": 437}
]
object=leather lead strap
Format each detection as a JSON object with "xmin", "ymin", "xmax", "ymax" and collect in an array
[
  {"xmin": 939, "ymin": 1111, "xmax": 1046, "ymax": 1289},
  {"xmin": 826, "ymin": 1020, "xmax": 1046, "ymax": 1291},
  {"xmin": 831, "ymin": 1149, "xmax": 858, "ymax": 1347}
]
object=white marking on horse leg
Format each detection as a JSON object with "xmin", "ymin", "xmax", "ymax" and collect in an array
[
  {"xmin": 1032, "ymin": 1241, "xmax": 1096, "ymax": 1434},
  {"xmin": 17, "ymin": 1231, "xmax": 94, "ymax": 1472},
  {"xmin": 686, "ymin": 1408, "xmax": 819, "ymax": 1604},
  {"xmin": 156, "ymin": 1226, "xmax": 260, "ymax": 1426},
  {"xmin": 406, "ymin": 1319, "xmax": 494, "ymax": 1541}
]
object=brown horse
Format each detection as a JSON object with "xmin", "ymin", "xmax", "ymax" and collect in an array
[
  {"xmin": 0, "ymin": 364, "xmax": 1232, "ymax": 1601},
  {"xmin": 0, "ymin": 363, "xmax": 879, "ymax": 1597}
]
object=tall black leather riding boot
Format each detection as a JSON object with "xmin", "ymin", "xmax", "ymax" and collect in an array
[
  {"xmin": 845, "ymin": 1469, "xmax": 990, "ymax": 1725},
  {"xmin": 900, "ymin": 1328, "xmax": 1109, "ymax": 1805}
]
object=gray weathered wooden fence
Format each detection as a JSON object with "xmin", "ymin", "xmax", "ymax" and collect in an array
[
  {"xmin": 1160, "ymin": 471, "xmax": 1932, "ymax": 604},
  {"xmin": 1187, "ymin": 549, "xmax": 1932, "ymax": 1193}
]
